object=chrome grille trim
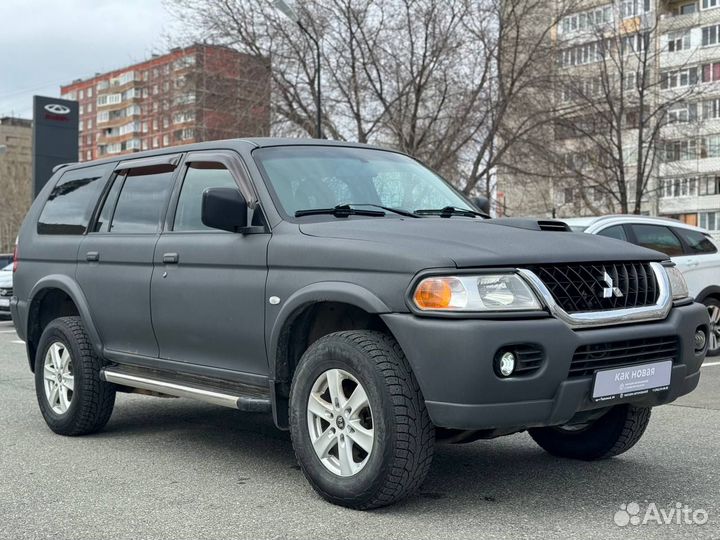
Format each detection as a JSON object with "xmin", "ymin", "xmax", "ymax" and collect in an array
[{"xmin": 517, "ymin": 262, "xmax": 672, "ymax": 329}]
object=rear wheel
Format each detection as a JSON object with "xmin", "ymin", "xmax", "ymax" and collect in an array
[
  {"xmin": 34, "ymin": 316, "xmax": 116, "ymax": 436},
  {"xmin": 704, "ymin": 297, "xmax": 720, "ymax": 357},
  {"xmin": 289, "ymin": 330, "xmax": 434, "ymax": 509},
  {"xmin": 529, "ymin": 405, "xmax": 651, "ymax": 461}
]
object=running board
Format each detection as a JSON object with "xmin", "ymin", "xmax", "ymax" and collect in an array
[{"xmin": 100, "ymin": 367, "xmax": 272, "ymax": 413}]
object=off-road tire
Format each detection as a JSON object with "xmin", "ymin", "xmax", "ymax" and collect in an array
[
  {"xmin": 529, "ymin": 405, "xmax": 651, "ymax": 461},
  {"xmin": 289, "ymin": 330, "xmax": 434, "ymax": 509},
  {"xmin": 35, "ymin": 316, "xmax": 116, "ymax": 436}
]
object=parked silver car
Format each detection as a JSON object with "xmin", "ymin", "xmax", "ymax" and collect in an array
[
  {"xmin": 563, "ymin": 215, "xmax": 720, "ymax": 356},
  {"xmin": 0, "ymin": 263, "xmax": 13, "ymax": 317}
]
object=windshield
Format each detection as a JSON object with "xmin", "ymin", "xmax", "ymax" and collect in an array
[{"xmin": 253, "ymin": 146, "xmax": 473, "ymax": 217}]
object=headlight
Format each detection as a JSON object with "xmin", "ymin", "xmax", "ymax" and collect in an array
[
  {"xmin": 665, "ymin": 265, "xmax": 689, "ymax": 300},
  {"xmin": 412, "ymin": 274, "xmax": 542, "ymax": 312}
]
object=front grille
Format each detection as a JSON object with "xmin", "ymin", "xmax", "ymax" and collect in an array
[
  {"xmin": 0, "ymin": 287, "xmax": 12, "ymax": 297},
  {"xmin": 530, "ymin": 262, "xmax": 659, "ymax": 313},
  {"xmin": 569, "ymin": 336, "xmax": 678, "ymax": 378}
]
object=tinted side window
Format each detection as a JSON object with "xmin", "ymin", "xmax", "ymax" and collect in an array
[
  {"xmin": 596, "ymin": 225, "xmax": 627, "ymax": 242},
  {"xmin": 37, "ymin": 168, "xmax": 106, "ymax": 234},
  {"xmin": 173, "ymin": 164, "xmax": 238, "ymax": 231},
  {"xmin": 109, "ymin": 169, "xmax": 174, "ymax": 233},
  {"xmin": 674, "ymin": 228, "xmax": 718, "ymax": 254},
  {"xmin": 630, "ymin": 224, "xmax": 684, "ymax": 257}
]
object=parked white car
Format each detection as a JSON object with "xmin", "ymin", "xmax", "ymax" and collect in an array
[
  {"xmin": 0, "ymin": 263, "xmax": 13, "ymax": 318},
  {"xmin": 563, "ymin": 216, "xmax": 720, "ymax": 356}
]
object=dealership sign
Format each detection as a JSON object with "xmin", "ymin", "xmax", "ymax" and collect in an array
[{"xmin": 32, "ymin": 95, "xmax": 79, "ymax": 197}]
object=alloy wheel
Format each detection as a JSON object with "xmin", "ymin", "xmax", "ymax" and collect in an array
[
  {"xmin": 708, "ymin": 304, "xmax": 720, "ymax": 354},
  {"xmin": 307, "ymin": 368, "xmax": 374, "ymax": 477},
  {"xmin": 43, "ymin": 342, "xmax": 74, "ymax": 414}
]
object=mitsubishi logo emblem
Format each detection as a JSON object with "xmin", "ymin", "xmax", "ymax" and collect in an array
[{"xmin": 601, "ymin": 271, "xmax": 623, "ymax": 298}]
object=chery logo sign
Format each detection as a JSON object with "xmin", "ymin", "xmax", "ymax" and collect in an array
[{"xmin": 44, "ymin": 103, "xmax": 71, "ymax": 115}]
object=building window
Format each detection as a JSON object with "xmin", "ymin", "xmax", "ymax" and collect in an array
[
  {"xmin": 702, "ymin": 62, "xmax": 720, "ymax": 82},
  {"xmin": 79, "ymin": 120, "xmax": 84, "ymax": 132},
  {"xmin": 152, "ymin": 136, "xmax": 159, "ymax": 148},
  {"xmin": 97, "ymin": 80, "xmax": 109, "ymax": 91},
  {"xmin": 702, "ymin": 25, "xmax": 720, "ymax": 46},
  {"xmin": 661, "ymin": 67, "xmax": 699, "ymax": 88},
  {"xmin": 621, "ymin": 0, "xmax": 652, "ymax": 19},
  {"xmin": 699, "ymin": 176, "xmax": 720, "ymax": 195},
  {"xmin": 86, "ymin": 150, "xmax": 92, "ymax": 161},
  {"xmin": 152, "ymin": 119, "xmax": 158, "ymax": 130},
  {"xmin": 662, "ymin": 177, "xmax": 698, "ymax": 198},
  {"xmin": 560, "ymin": 5, "xmax": 613, "ymax": 35},
  {"xmin": 79, "ymin": 89, "xmax": 84, "ymax": 100},
  {"xmin": 163, "ymin": 116, "xmax": 170, "ymax": 129},
  {"xmin": 97, "ymin": 111, "xmax": 109, "ymax": 123},
  {"xmin": 97, "ymin": 93, "xmax": 121, "ymax": 106},
  {"xmin": 702, "ymin": 0, "xmax": 719, "ymax": 10},
  {"xmin": 88, "ymin": 87, "xmax": 93, "ymax": 98},
  {"xmin": 153, "ymin": 85, "xmax": 159, "ymax": 95},
  {"xmin": 668, "ymin": 31, "xmax": 691, "ymax": 52},
  {"xmin": 699, "ymin": 211, "xmax": 719, "ymax": 230},
  {"xmin": 667, "ymin": 102, "xmax": 697, "ymax": 123},
  {"xmin": 142, "ymin": 139, "xmax": 149, "ymax": 150},
  {"xmin": 663, "ymin": 139, "xmax": 698, "ymax": 162},
  {"xmin": 559, "ymin": 40, "xmax": 605, "ymax": 67},
  {"xmin": 563, "ymin": 188, "xmax": 574, "ymax": 204},
  {"xmin": 622, "ymin": 33, "xmax": 648, "ymax": 54},
  {"xmin": 163, "ymin": 134, "xmax": 169, "ymax": 146}
]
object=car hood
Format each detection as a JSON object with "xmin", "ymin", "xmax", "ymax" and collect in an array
[{"xmin": 298, "ymin": 217, "xmax": 665, "ymax": 268}]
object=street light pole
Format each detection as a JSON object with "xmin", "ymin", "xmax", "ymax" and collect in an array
[{"xmin": 273, "ymin": 0, "xmax": 322, "ymax": 139}]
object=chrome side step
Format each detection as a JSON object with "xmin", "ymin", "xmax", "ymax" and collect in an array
[{"xmin": 101, "ymin": 368, "xmax": 271, "ymax": 412}]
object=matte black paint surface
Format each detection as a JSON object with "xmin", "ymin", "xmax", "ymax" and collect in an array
[{"xmin": 12, "ymin": 138, "xmax": 708, "ymax": 430}]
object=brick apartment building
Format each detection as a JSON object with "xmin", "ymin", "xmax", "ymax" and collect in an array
[{"xmin": 60, "ymin": 44, "xmax": 270, "ymax": 162}]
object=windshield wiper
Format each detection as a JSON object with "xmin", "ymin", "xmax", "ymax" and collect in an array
[
  {"xmin": 344, "ymin": 203, "xmax": 420, "ymax": 218},
  {"xmin": 295, "ymin": 204, "xmax": 386, "ymax": 218},
  {"xmin": 415, "ymin": 206, "xmax": 488, "ymax": 218}
]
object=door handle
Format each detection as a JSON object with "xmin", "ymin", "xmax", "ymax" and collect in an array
[
  {"xmin": 163, "ymin": 253, "xmax": 179, "ymax": 264},
  {"xmin": 86, "ymin": 251, "xmax": 99, "ymax": 262}
]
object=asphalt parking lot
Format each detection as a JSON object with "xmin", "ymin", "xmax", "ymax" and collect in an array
[{"xmin": 1, "ymin": 317, "xmax": 718, "ymax": 540}]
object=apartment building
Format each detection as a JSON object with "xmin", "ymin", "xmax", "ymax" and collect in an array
[
  {"xmin": 0, "ymin": 117, "xmax": 32, "ymax": 252},
  {"xmin": 497, "ymin": 0, "xmax": 720, "ymax": 237},
  {"xmin": 60, "ymin": 44, "xmax": 270, "ymax": 162}
]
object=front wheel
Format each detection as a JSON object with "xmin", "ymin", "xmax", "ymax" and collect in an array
[
  {"xmin": 529, "ymin": 405, "xmax": 651, "ymax": 461},
  {"xmin": 704, "ymin": 297, "xmax": 720, "ymax": 357},
  {"xmin": 289, "ymin": 331, "xmax": 434, "ymax": 509}
]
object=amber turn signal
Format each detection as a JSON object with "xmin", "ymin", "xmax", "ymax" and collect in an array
[{"xmin": 413, "ymin": 277, "xmax": 460, "ymax": 310}]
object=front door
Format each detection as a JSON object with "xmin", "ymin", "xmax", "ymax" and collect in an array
[{"xmin": 150, "ymin": 152, "xmax": 271, "ymax": 376}]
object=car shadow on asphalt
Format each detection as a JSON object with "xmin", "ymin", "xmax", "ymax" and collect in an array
[{"xmin": 95, "ymin": 396, "xmax": 699, "ymax": 515}]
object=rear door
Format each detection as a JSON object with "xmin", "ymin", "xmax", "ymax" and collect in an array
[
  {"xmin": 150, "ymin": 151, "xmax": 271, "ymax": 376},
  {"xmin": 76, "ymin": 155, "xmax": 179, "ymax": 357},
  {"xmin": 671, "ymin": 227, "xmax": 720, "ymax": 299}
]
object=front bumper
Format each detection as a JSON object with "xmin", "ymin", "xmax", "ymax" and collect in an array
[{"xmin": 381, "ymin": 303, "xmax": 708, "ymax": 430}]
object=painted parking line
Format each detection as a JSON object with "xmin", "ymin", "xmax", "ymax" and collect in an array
[
  {"xmin": 0, "ymin": 330, "xmax": 17, "ymax": 334},
  {"xmin": 10, "ymin": 340, "xmax": 24, "ymax": 345},
  {"xmin": 702, "ymin": 361, "xmax": 720, "ymax": 368}
]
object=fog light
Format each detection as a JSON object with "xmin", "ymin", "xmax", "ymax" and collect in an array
[
  {"xmin": 695, "ymin": 329, "xmax": 707, "ymax": 352},
  {"xmin": 497, "ymin": 351, "xmax": 516, "ymax": 377}
]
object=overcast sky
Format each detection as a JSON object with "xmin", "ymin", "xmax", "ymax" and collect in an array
[{"xmin": 0, "ymin": 0, "xmax": 177, "ymax": 118}]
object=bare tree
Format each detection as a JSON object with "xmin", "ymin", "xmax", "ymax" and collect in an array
[{"xmin": 165, "ymin": 0, "xmax": 572, "ymax": 193}]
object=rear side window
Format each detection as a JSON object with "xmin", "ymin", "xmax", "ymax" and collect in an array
[
  {"xmin": 108, "ymin": 169, "xmax": 174, "ymax": 233},
  {"xmin": 674, "ymin": 228, "xmax": 718, "ymax": 254},
  {"xmin": 173, "ymin": 163, "xmax": 238, "ymax": 231},
  {"xmin": 596, "ymin": 225, "xmax": 627, "ymax": 242},
  {"xmin": 37, "ymin": 166, "xmax": 107, "ymax": 234},
  {"xmin": 630, "ymin": 224, "xmax": 684, "ymax": 257}
]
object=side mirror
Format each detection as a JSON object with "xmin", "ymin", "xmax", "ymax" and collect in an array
[
  {"xmin": 471, "ymin": 196, "xmax": 490, "ymax": 214},
  {"xmin": 201, "ymin": 187, "xmax": 248, "ymax": 233}
]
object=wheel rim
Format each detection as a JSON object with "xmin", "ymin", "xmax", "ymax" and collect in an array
[
  {"xmin": 43, "ymin": 342, "xmax": 74, "ymax": 414},
  {"xmin": 708, "ymin": 305, "xmax": 720, "ymax": 354},
  {"xmin": 306, "ymin": 368, "xmax": 374, "ymax": 477}
]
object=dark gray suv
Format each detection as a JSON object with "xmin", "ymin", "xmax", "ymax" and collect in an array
[{"xmin": 11, "ymin": 139, "xmax": 710, "ymax": 509}]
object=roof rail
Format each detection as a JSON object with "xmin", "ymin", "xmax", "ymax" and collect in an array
[{"xmin": 51, "ymin": 162, "xmax": 75, "ymax": 173}]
